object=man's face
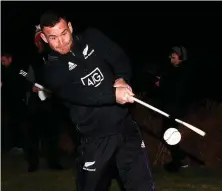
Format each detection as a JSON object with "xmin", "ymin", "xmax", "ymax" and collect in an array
[
  {"xmin": 1, "ymin": 56, "xmax": 12, "ymax": 68},
  {"xmin": 169, "ymin": 52, "xmax": 182, "ymax": 66},
  {"xmin": 41, "ymin": 19, "xmax": 73, "ymax": 55}
]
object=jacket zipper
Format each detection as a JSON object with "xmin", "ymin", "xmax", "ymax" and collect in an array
[
  {"xmin": 70, "ymin": 51, "xmax": 75, "ymax": 56},
  {"xmin": 70, "ymin": 50, "xmax": 88, "ymax": 73}
]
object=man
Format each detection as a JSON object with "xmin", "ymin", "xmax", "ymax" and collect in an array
[
  {"xmin": 1, "ymin": 52, "xmax": 26, "ymax": 153},
  {"xmin": 40, "ymin": 11, "xmax": 154, "ymax": 191},
  {"xmin": 155, "ymin": 45, "xmax": 192, "ymax": 172},
  {"xmin": 22, "ymin": 26, "xmax": 64, "ymax": 172}
]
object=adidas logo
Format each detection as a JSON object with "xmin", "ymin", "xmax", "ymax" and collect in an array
[{"xmin": 68, "ymin": 61, "xmax": 77, "ymax": 71}]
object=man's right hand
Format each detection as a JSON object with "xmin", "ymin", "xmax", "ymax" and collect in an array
[{"xmin": 115, "ymin": 87, "xmax": 135, "ymax": 104}]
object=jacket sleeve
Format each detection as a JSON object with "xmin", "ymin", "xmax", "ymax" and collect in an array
[
  {"xmin": 23, "ymin": 65, "xmax": 36, "ymax": 91},
  {"xmin": 17, "ymin": 66, "xmax": 34, "ymax": 92},
  {"xmin": 44, "ymin": 65, "xmax": 116, "ymax": 107},
  {"xmin": 23, "ymin": 78, "xmax": 34, "ymax": 92},
  {"xmin": 84, "ymin": 28, "xmax": 132, "ymax": 84}
]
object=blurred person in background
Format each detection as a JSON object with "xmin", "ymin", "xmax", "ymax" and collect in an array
[
  {"xmin": 155, "ymin": 45, "xmax": 193, "ymax": 172},
  {"xmin": 22, "ymin": 25, "xmax": 64, "ymax": 172},
  {"xmin": 1, "ymin": 52, "xmax": 27, "ymax": 154}
]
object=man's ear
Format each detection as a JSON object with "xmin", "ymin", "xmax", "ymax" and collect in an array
[
  {"xmin": 40, "ymin": 33, "xmax": 48, "ymax": 44},
  {"xmin": 68, "ymin": 22, "xmax": 73, "ymax": 33}
]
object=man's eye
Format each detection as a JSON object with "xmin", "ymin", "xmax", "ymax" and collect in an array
[
  {"xmin": 50, "ymin": 37, "xmax": 56, "ymax": 40},
  {"xmin": 63, "ymin": 32, "xmax": 67, "ymax": 36}
]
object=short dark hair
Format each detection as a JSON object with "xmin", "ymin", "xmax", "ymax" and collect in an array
[
  {"xmin": 40, "ymin": 10, "xmax": 67, "ymax": 30},
  {"xmin": 170, "ymin": 46, "xmax": 188, "ymax": 61},
  {"xmin": 1, "ymin": 52, "xmax": 12, "ymax": 58}
]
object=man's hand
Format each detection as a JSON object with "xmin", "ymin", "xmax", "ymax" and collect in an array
[
  {"xmin": 32, "ymin": 86, "xmax": 42, "ymax": 93},
  {"xmin": 114, "ymin": 78, "xmax": 132, "ymax": 92},
  {"xmin": 115, "ymin": 87, "xmax": 135, "ymax": 104},
  {"xmin": 155, "ymin": 81, "xmax": 160, "ymax": 87},
  {"xmin": 155, "ymin": 76, "xmax": 161, "ymax": 87}
]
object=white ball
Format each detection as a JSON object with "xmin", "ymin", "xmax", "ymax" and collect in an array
[{"xmin": 163, "ymin": 128, "xmax": 181, "ymax": 145}]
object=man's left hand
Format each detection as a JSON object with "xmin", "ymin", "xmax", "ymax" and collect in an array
[
  {"xmin": 155, "ymin": 81, "xmax": 160, "ymax": 87},
  {"xmin": 32, "ymin": 86, "xmax": 42, "ymax": 93}
]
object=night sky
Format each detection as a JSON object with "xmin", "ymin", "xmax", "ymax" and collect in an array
[{"xmin": 2, "ymin": 1, "xmax": 222, "ymax": 99}]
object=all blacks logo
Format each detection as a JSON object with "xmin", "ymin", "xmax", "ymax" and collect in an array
[{"xmin": 81, "ymin": 67, "xmax": 104, "ymax": 87}]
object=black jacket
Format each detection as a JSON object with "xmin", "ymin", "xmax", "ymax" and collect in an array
[
  {"xmin": 159, "ymin": 60, "xmax": 193, "ymax": 117},
  {"xmin": 2, "ymin": 63, "xmax": 29, "ymax": 104},
  {"xmin": 44, "ymin": 28, "xmax": 134, "ymax": 138}
]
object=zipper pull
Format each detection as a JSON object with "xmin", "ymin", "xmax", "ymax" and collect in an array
[
  {"xmin": 70, "ymin": 51, "xmax": 75, "ymax": 56},
  {"xmin": 76, "ymin": 124, "xmax": 80, "ymax": 131}
]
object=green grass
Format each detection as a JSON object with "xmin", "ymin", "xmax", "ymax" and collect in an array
[{"xmin": 1, "ymin": 153, "xmax": 222, "ymax": 191}]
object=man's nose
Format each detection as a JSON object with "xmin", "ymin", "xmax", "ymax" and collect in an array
[{"xmin": 58, "ymin": 37, "xmax": 64, "ymax": 46}]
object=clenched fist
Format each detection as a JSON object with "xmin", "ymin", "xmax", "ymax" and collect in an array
[{"xmin": 115, "ymin": 87, "xmax": 135, "ymax": 104}]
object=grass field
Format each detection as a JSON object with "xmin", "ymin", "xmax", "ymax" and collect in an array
[{"xmin": 1, "ymin": 153, "xmax": 222, "ymax": 191}]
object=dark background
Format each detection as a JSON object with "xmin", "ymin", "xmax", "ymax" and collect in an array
[{"xmin": 2, "ymin": 1, "xmax": 222, "ymax": 100}]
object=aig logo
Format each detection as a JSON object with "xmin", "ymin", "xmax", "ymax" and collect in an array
[{"xmin": 81, "ymin": 67, "xmax": 104, "ymax": 87}]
